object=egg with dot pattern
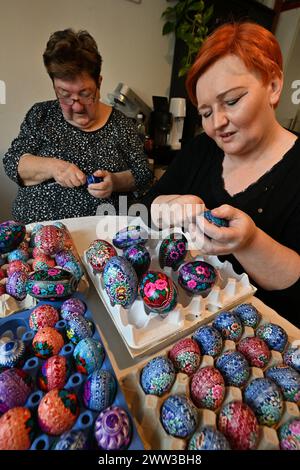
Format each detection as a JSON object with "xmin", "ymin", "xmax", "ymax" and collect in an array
[
  {"xmin": 244, "ymin": 378, "xmax": 283, "ymax": 427},
  {"xmin": 213, "ymin": 311, "xmax": 243, "ymax": 342},
  {"xmin": 215, "ymin": 351, "xmax": 250, "ymax": 387},
  {"xmin": 0, "ymin": 338, "xmax": 26, "ymax": 368},
  {"xmin": 86, "ymin": 239, "xmax": 117, "ymax": 273},
  {"xmin": 265, "ymin": 365, "xmax": 300, "ymax": 403},
  {"xmin": 178, "ymin": 261, "xmax": 216, "ymax": 294},
  {"xmin": 32, "ymin": 327, "xmax": 64, "ymax": 359},
  {"xmin": 66, "ymin": 316, "xmax": 93, "ymax": 345},
  {"xmin": 192, "ymin": 325, "xmax": 223, "ymax": 357},
  {"xmin": 38, "ymin": 355, "xmax": 70, "ymax": 392},
  {"xmin": 159, "ymin": 233, "xmax": 187, "ymax": 271},
  {"xmin": 123, "ymin": 244, "xmax": 151, "ymax": 279},
  {"xmin": 237, "ymin": 336, "xmax": 271, "ymax": 368},
  {"xmin": 188, "ymin": 427, "xmax": 231, "ymax": 450},
  {"xmin": 232, "ymin": 303, "xmax": 261, "ymax": 328},
  {"xmin": 0, "ymin": 368, "xmax": 33, "ymax": 413},
  {"xmin": 256, "ymin": 323, "xmax": 287, "ymax": 352},
  {"xmin": 103, "ymin": 256, "xmax": 138, "ymax": 308},
  {"xmin": 278, "ymin": 418, "xmax": 300, "ymax": 450},
  {"xmin": 0, "ymin": 407, "xmax": 33, "ymax": 450},
  {"xmin": 283, "ymin": 346, "xmax": 300, "ymax": 373},
  {"xmin": 83, "ymin": 369, "xmax": 116, "ymax": 411},
  {"xmin": 73, "ymin": 338, "xmax": 105, "ymax": 375},
  {"xmin": 0, "ymin": 220, "xmax": 26, "ymax": 255},
  {"xmin": 112, "ymin": 225, "xmax": 147, "ymax": 249},
  {"xmin": 6, "ymin": 270, "xmax": 28, "ymax": 301},
  {"xmin": 190, "ymin": 366, "xmax": 225, "ymax": 410},
  {"xmin": 38, "ymin": 389, "xmax": 79, "ymax": 435},
  {"xmin": 60, "ymin": 297, "xmax": 86, "ymax": 320},
  {"xmin": 94, "ymin": 405, "xmax": 132, "ymax": 450},
  {"xmin": 140, "ymin": 356, "xmax": 176, "ymax": 396},
  {"xmin": 168, "ymin": 338, "xmax": 200, "ymax": 375},
  {"xmin": 160, "ymin": 395, "xmax": 198, "ymax": 438},
  {"xmin": 29, "ymin": 304, "xmax": 60, "ymax": 331},
  {"xmin": 139, "ymin": 271, "xmax": 178, "ymax": 314},
  {"xmin": 218, "ymin": 401, "xmax": 259, "ymax": 450}
]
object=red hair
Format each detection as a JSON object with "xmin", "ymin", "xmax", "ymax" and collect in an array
[{"xmin": 186, "ymin": 22, "xmax": 283, "ymax": 106}]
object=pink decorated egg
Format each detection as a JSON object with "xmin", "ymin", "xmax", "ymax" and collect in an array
[
  {"xmin": 190, "ymin": 366, "xmax": 225, "ymax": 410},
  {"xmin": 29, "ymin": 304, "xmax": 60, "ymax": 331},
  {"xmin": 218, "ymin": 401, "xmax": 259, "ymax": 450},
  {"xmin": 94, "ymin": 405, "xmax": 132, "ymax": 450},
  {"xmin": 86, "ymin": 239, "xmax": 117, "ymax": 273},
  {"xmin": 6, "ymin": 260, "xmax": 31, "ymax": 277},
  {"xmin": 139, "ymin": 270, "xmax": 178, "ymax": 315},
  {"xmin": 38, "ymin": 389, "xmax": 79, "ymax": 435},
  {"xmin": 178, "ymin": 261, "xmax": 217, "ymax": 294},
  {"xmin": 32, "ymin": 326, "xmax": 64, "ymax": 358},
  {"xmin": 0, "ymin": 407, "xmax": 33, "ymax": 450},
  {"xmin": 0, "ymin": 368, "xmax": 33, "ymax": 413},
  {"xmin": 34, "ymin": 225, "xmax": 65, "ymax": 256},
  {"xmin": 168, "ymin": 338, "xmax": 201, "ymax": 375},
  {"xmin": 237, "ymin": 336, "xmax": 271, "ymax": 368},
  {"xmin": 38, "ymin": 355, "xmax": 69, "ymax": 391}
]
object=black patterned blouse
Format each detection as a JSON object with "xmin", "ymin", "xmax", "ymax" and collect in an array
[{"xmin": 3, "ymin": 100, "xmax": 153, "ymax": 223}]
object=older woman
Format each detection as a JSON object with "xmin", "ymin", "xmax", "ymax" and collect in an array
[
  {"xmin": 3, "ymin": 29, "xmax": 153, "ymax": 223},
  {"xmin": 143, "ymin": 22, "xmax": 300, "ymax": 326}
]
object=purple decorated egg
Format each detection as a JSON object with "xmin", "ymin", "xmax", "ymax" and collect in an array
[
  {"xmin": 244, "ymin": 378, "xmax": 283, "ymax": 426},
  {"xmin": 169, "ymin": 338, "xmax": 201, "ymax": 375},
  {"xmin": 6, "ymin": 260, "xmax": 31, "ymax": 277},
  {"xmin": 256, "ymin": 322, "xmax": 287, "ymax": 352},
  {"xmin": 73, "ymin": 338, "xmax": 105, "ymax": 375},
  {"xmin": 215, "ymin": 351, "xmax": 250, "ymax": 387},
  {"xmin": 34, "ymin": 225, "xmax": 65, "ymax": 256},
  {"xmin": 218, "ymin": 401, "xmax": 259, "ymax": 450},
  {"xmin": 61, "ymin": 297, "xmax": 86, "ymax": 319},
  {"xmin": 6, "ymin": 270, "xmax": 28, "ymax": 300},
  {"xmin": 83, "ymin": 369, "xmax": 116, "ymax": 411},
  {"xmin": 237, "ymin": 336, "xmax": 271, "ymax": 368},
  {"xmin": 29, "ymin": 304, "xmax": 60, "ymax": 331},
  {"xmin": 0, "ymin": 220, "xmax": 26, "ymax": 255},
  {"xmin": 190, "ymin": 366, "xmax": 225, "ymax": 410},
  {"xmin": 188, "ymin": 427, "xmax": 231, "ymax": 450},
  {"xmin": 94, "ymin": 405, "xmax": 132, "ymax": 450},
  {"xmin": 161, "ymin": 395, "xmax": 198, "ymax": 438},
  {"xmin": 86, "ymin": 239, "xmax": 117, "ymax": 273},
  {"xmin": 112, "ymin": 225, "xmax": 148, "ymax": 249},
  {"xmin": 213, "ymin": 311, "xmax": 243, "ymax": 342},
  {"xmin": 38, "ymin": 355, "xmax": 69, "ymax": 391},
  {"xmin": 139, "ymin": 271, "xmax": 178, "ymax": 314},
  {"xmin": 140, "ymin": 356, "xmax": 176, "ymax": 396},
  {"xmin": 192, "ymin": 325, "xmax": 223, "ymax": 357},
  {"xmin": 123, "ymin": 244, "xmax": 151, "ymax": 279},
  {"xmin": 278, "ymin": 418, "xmax": 300, "ymax": 450},
  {"xmin": 0, "ymin": 338, "xmax": 26, "ymax": 368},
  {"xmin": 284, "ymin": 346, "xmax": 300, "ymax": 373},
  {"xmin": 159, "ymin": 233, "xmax": 187, "ymax": 271},
  {"xmin": 32, "ymin": 326, "xmax": 64, "ymax": 358},
  {"xmin": 66, "ymin": 315, "xmax": 93, "ymax": 344},
  {"xmin": 38, "ymin": 389, "xmax": 79, "ymax": 435},
  {"xmin": 0, "ymin": 368, "xmax": 33, "ymax": 413},
  {"xmin": 103, "ymin": 256, "xmax": 138, "ymax": 308},
  {"xmin": 0, "ymin": 407, "xmax": 33, "ymax": 450},
  {"xmin": 178, "ymin": 261, "xmax": 217, "ymax": 294}
]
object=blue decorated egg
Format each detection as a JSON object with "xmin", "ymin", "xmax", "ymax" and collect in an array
[
  {"xmin": 66, "ymin": 316, "xmax": 93, "ymax": 344},
  {"xmin": 213, "ymin": 311, "xmax": 243, "ymax": 342},
  {"xmin": 168, "ymin": 338, "xmax": 201, "ymax": 375},
  {"xmin": 188, "ymin": 427, "xmax": 231, "ymax": 450},
  {"xmin": 0, "ymin": 220, "xmax": 26, "ymax": 255},
  {"xmin": 256, "ymin": 323, "xmax": 287, "ymax": 352},
  {"xmin": 6, "ymin": 270, "xmax": 28, "ymax": 300},
  {"xmin": 139, "ymin": 271, "xmax": 178, "ymax": 315},
  {"xmin": 7, "ymin": 248, "xmax": 29, "ymax": 263},
  {"xmin": 159, "ymin": 233, "xmax": 187, "ymax": 271},
  {"xmin": 192, "ymin": 325, "xmax": 223, "ymax": 357},
  {"xmin": 26, "ymin": 267, "xmax": 78, "ymax": 299},
  {"xmin": 0, "ymin": 368, "xmax": 33, "ymax": 413},
  {"xmin": 190, "ymin": 366, "xmax": 225, "ymax": 410},
  {"xmin": 237, "ymin": 336, "xmax": 270, "ymax": 368},
  {"xmin": 94, "ymin": 405, "xmax": 132, "ymax": 450},
  {"xmin": 60, "ymin": 298, "xmax": 86, "ymax": 319},
  {"xmin": 103, "ymin": 256, "xmax": 138, "ymax": 308},
  {"xmin": 232, "ymin": 303, "xmax": 261, "ymax": 328},
  {"xmin": 283, "ymin": 346, "xmax": 300, "ymax": 373},
  {"xmin": 53, "ymin": 430, "xmax": 88, "ymax": 450},
  {"xmin": 112, "ymin": 225, "xmax": 148, "ymax": 249},
  {"xmin": 0, "ymin": 338, "xmax": 26, "ymax": 368},
  {"xmin": 244, "ymin": 378, "xmax": 283, "ymax": 426},
  {"xmin": 204, "ymin": 210, "xmax": 229, "ymax": 228},
  {"xmin": 278, "ymin": 418, "xmax": 300, "ymax": 450},
  {"xmin": 160, "ymin": 395, "xmax": 198, "ymax": 438},
  {"xmin": 86, "ymin": 239, "xmax": 117, "ymax": 273},
  {"xmin": 178, "ymin": 261, "xmax": 216, "ymax": 294},
  {"xmin": 215, "ymin": 351, "xmax": 250, "ymax": 387},
  {"xmin": 265, "ymin": 365, "xmax": 300, "ymax": 403},
  {"xmin": 123, "ymin": 244, "xmax": 151, "ymax": 279},
  {"xmin": 38, "ymin": 355, "xmax": 69, "ymax": 392},
  {"xmin": 73, "ymin": 338, "xmax": 105, "ymax": 374},
  {"xmin": 83, "ymin": 369, "xmax": 116, "ymax": 411},
  {"xmin": 140, "ymin": 356, "xmax": 175, "ymax": 396},
  {"xmin": 218, "ymin": 401, "xmax": 259, "ymax": 450}
]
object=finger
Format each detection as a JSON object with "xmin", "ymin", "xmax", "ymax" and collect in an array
[
  {"xmin": 211, "ymin": 204, "xmax": 235, "ymax": 219},
  {"xmin": 94, "ymin": 169, "xmax": 107, "ymax": 178}
]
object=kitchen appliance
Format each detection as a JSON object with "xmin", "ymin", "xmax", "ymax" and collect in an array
[
  {"xmin": 168, "ymin": 98, "xmax": 186, "ymax": 150},
  {"xmin": 107, "ymin": 83, "xmax": 151, "ymax": 123}
]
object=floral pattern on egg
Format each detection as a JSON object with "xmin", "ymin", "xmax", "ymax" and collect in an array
[
  {"xmin": 192, "ymin": 325, "xmax": 223, "ymax": 357},
  {"xmin": 232, "ymin": 303, "xmax": 261, "ymax": 328},
  {"xmin": 6, "ymin": 260, "xmax": 31, "ymax": 277},
  {"xmin": 278, "ymin": 418, "xmax": 300, "ymax": 450},
  {"xmin": 178, "ymin": 261, "xmax": 216, "ymax": 294},
  {"xmin": 139, "ymin": 271, "xmax": 178, "ymax": 315},
  {"xmin": 112, "ymin": 225, "xmax": 148, "ymax": 249},
  {"xmin": 244, "ymin": 378, "xmax": 283, "ymax": 427},
  {"xmin": 159, "ymin": 233, "xmax": 187, "ymax": 271},
  {"xmin": 0, "ymin": 220, "xmax": 26, "ymax": 255},
  {"xmin": 73, "ymin": 338, "xmax": 105, "ymax": 375},
  {"xmin": 34, "ymin": 225, "xmax": 65, "ymax": 256},
  {"xmin": 213, "ymin": 311, "xmax": 243, "ymax": 342},
  {"xmin": 215, "ymin": 351, "xmax": 250, "ymax": 387},
  {"xmin": 237, "ymin": 336, "xmax": 271, "ymax": 368},
  {"xmin": 29, "ymin": 304, "xmax": 60, "ymax": 331},
  {"xmin": 32, "ymin": 326, "xmax": 64, "ymax": 359},
  {"xmin": 161, "ymin": 395, "xmax": 198, "ymax": 438},
  {"xmin": 190, "ymin": 366, "xmax": 225, "ymax": 410},
  {"xmin": 6, "ymin": 270, "xmax": 28, "ymax": 300},
  {"xmin": 26, "ymin": 267, "xmax": 78, "ymax": 299},
  {"xmin": 61, "ymin": 297, "xmax": 86, "ymax": 319},
  {"xmin": 168, "ymin": 338, "xmax": 201, "ymax": 375},
  {"xmin": 86, "ymin": 239, "xmax": 117, "ymax": 273},
  {"xmin": 218, "ymin": 401, "xmax": 259, "ymax": 450},
  {"xmin": 265, "ymin": 365, "xmax": 300, "ymax": 403},
  {"xmin": 0, "ymin": 407, "xmax": 33, "ymax": 450},
  {"xmin": 255, "ymin": 323, "xmax": 287, "ymax": 352},
  {"xmin": 283, "ymin": 346, "xmax": 300, "ymax": 373},
  {"xmin": 66, "ymin": 316, "xmax": 93, "ymax": 344},
  {"xmin": 38, "ymin": 355, "xmax": 69, "ymax": 392},
  {"xmin": 188, "ymin": 427, "xmax": 231, "ymax": 450},
  {"xmin": 123, "ymin": 244, "xmax": 151, "ymax": 279},
  {"xmin": 140, "ymin": 356, "xmax": 176, "ymax": 396},
  {"xmin": 103, "ymin": 256, "xmax": 138, "ymax": 308}
]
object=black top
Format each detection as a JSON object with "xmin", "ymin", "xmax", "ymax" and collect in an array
[
  {"xmin": 3, "ymin": 101, "xmax": 153, "ymax": 224},
  {"xmin": 142, "ymin": 133, "xmax": 300, "ymax": 327}
]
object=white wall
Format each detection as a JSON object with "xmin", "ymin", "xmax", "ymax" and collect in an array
[{"xmin": 0, "ymin": 0, "xmax": 174, "ymax": 220}]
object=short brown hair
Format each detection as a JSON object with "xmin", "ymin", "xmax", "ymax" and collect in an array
[{"xmin": 43, "ymin": 28, "xmax": 102, "ymax": 85}]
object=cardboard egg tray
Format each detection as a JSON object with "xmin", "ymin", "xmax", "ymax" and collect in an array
[
  {"xmin": 0, "ymin": 293, "xmax": 143, "ymax": 450},
  {"xmin": 119, "ymin": 297, "xmax": 300, "ymax": 450},
  {"xmin": 83, "ymin": 230, "xmax": 256, "ymax": 358}
]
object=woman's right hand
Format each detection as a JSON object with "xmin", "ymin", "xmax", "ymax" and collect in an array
[{"xmin": 52, "ymin": 160, "xmax": 86, "ymax": 187}]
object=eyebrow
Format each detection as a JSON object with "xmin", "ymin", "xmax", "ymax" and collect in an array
[{"xmin": 197, "ymin": 87, "xmax": 246, "ymax": 111}]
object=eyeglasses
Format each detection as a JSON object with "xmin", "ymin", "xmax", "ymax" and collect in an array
[{"xmin": 55, "ymin": 88, "xmax": 98, "ymax": 106}]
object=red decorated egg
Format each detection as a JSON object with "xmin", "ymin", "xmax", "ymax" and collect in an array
[
  {"xmin": 218, "ymin": 401, "xmax": 259, "ymax": 450},
  {"xmin": 169, "ymin": 338, "xmax": 201, "ymax": 375},
  {"xmin": 6, "ymin": 260, "xmax": 31, "ymax": 277},
  {"xmin": 29, "ymin": 304, "xmax": 60, "ymax": 331},
  {"xmin": 38, "ymin": 355, "xmax": 69, "ymax": 391},
  {"xmin": 237, "ymin": 336, "xmax": 271, "ymax": 368},
  {"xmin": 34, "ymin": 225, "xmax": 65, "ymax": 256},
  {"xmin": 38, "ymin": 389, "xmax": 79, "ymax": 435},
  {"xmin": 86, "ymin": 239, "xmax": 117, "ymax": 273},
  {"xmin": 0, "ymin": 407, "xmax": 33, "ymax": 450},
  {"xmin": 32, "ymin": 326, "xmax": 64, "ymax": 358},
  {"xmin": 139, "ymin": 271, "xmax": 178, "ymax": 314},
  {"xmin": 190, "ymin": 366, "xmax": 225, "ymax": 410}
]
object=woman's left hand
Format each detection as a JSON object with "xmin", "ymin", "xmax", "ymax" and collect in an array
[
  {"xmin": 87, "ymin": 170, "xmax": 115, "ymax": 199},
  {"xmin": 189, "ymin": 204, "xmax": 258, "ymax": 255}
]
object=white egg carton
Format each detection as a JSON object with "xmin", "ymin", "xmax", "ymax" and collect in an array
[
  {"xmin": 82, "ymin": 228, "xmax": 256, "ymax": 358},
  {"xmin": 119, "ymin": 297, "xmax": 300, "ymax": 450}
]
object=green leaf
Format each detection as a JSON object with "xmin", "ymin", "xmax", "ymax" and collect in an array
[
  {"xmin": 162, "ymin": 21, "xmax": 176, "ymax": 35},
  {"xmin": 203, "ymin": 5, "xmax": 214, "ymax": 24}
]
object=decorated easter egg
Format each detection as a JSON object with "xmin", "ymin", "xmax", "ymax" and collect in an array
[
  {"xmin": 94, "ymin": 405, "xmax": 132, "ymax": 450},
  {"xmin": 204, "ymin": 210, "xmax": 229, "ymax": 228},
  {"xmin": 256, "ymin": 323, "xmax": 287, "ymax": 352},
  {"xmin": 283, "ymin": 346, "xmax": 300, "ymax": 373},
  {"xmin": 0, "ymin": 368, "xmax": 33, "ymax": 413},
  {"xmin": 86, "ymin": 239, "xmax": 117, "ymax": 273},
  {"xmin": 160, "ymin": 395, "xmax": 198, "ymax": 438},
  {"xmin": 178, "ymin": 261, "xmax": 217, "ymax": 294},
  {"xmin": 215, "ymin": 351, "xmax": 250, "ymax": 387},
  {"xmin": 244, "ymin": 378, "xmax": 283, "ymax": 427},
  {"xmin": 190, "ymin": 366, "xmax": 225, "ymax": 410},
  {"xmin": 0, "ymin": 407, "xmax": 33, "ymax": 450},
  {"xmin": 237, "ymin": 336, "xmax": 271, "ymax": 368},
  {"xmin": 265, "ymin": 365, "xmax": 300, "ymax": 403},
  {"xmin": 83, "ymin": 369, "xmax": 116, "ymax": 411},
  {"xmin": 6, "ymin": 270, "xmax": 28, "ymax": 300},
  {"xmin": 7, "ymin": 248, "xmax": 29, "ymax": 263},
  {"xmin": 38, "ymin": 389, "xmax": 79, "ymax": 435},
  {"xmin": 32, "ymin": 327, "xmax": 64, "ymax": 359},
  {"xmin": 278, "ymin": 418, "xmax": 300, "ymax": 450},
  {"xmin": 38, "ymin": 355, "xmax": 69, "ymax": 392},
  {"xmin": 123, "ymin": 244, "xmax": 151, "ymax": 278},
  {"xmin": 29, "ymin": 223, "xmax": 43, "ymax": 247},
  {"xmin": 232, "ymin": 303, "xmax": 261, "ymax": 328},
  {"xmin": 188, "ymin": 427, "xmax": 231, "ymax": 450},
  {"xmin": 55, "ymin": 250, "xmax": 83, "ymax": 281},
  {"xmin": 34, "ymin": 225, "xmax": 65, "ymax": 255},
  {"xmin": 73, "ymin": 338, "xmax": 105, "ymax": 374},
  {"xmin": 112, "ymin": 225, "xmax": 148, "ymax": 249},
  {"xmin": 52, "ymin": 429, "xmax": 88, "ymax": 450},
  {"xmin": 140, "ymin": 356, "xmax": 176, "ymax": 396},
  {"xmin": 0, "ymin": 337, "xmax": 26, "ymax": 368},
  {"xmin": 192, "ymin": 325, "xmax": 223, "ymax": 357},
  {"xmin": 168, "ymin": 338, "xmax": 201, "ymax": 375},
  {"xmin": 218, "ymin": 401, "xmax": 259, "ymax": 450},
  {"xmin": 0, "ymin": 220, "xmax": 26, "ymax": 255},
  {"xmin": 32, "ymin": 255, "xmax": 56, "ymax": 271},
  {"xmin": 159, "ymin": 233, "xmax": 187, "ymax": 271},
  {"xmin": 213, "ymin": 311, "xmax": 243, "ymax": 342},
  {"xmin": 29, "ymin": 304, "xmax": 60, "ymax": 331},
  {"xmin": 103, "ymin": 256, "xmax": 138, "ymax": 308},
  {"xmin": 139, "ymin": 271, "xmax": 178, "ymax": 314},
  {"xmin": 26, "ymin": 267, "xmax": 78, "ymax": 299},
  {"xmin": 61, "ymin": 297, "xmax": 86, "ymax": 319},
  {"xmin": 65, "ymin": 316, "xmax": 93, "ymax": 344},
  {"xmin": 6, "ymin": 260, "xmax": 31, "ymax": 277}
]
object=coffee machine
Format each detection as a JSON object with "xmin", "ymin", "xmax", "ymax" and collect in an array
[
  {"xmin": 168, "ymin": 98, "xmax": 186, "ymax": 150},
  {"xmin": 148, "ymin": 96, "xmax": 172, "ymax": 163},
  {"xmin": 107, "ymin": 83, "xmax": 152, "ymax": 124}
]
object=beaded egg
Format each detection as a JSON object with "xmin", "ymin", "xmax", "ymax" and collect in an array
[
  {"xmin": 0, "ymin": 407, "xmax": 33, "ymax": 450},
  {"xmin": 190, "ymin": 366, "xmax": 225, "ymax": 410},
  {"xmin": 232, "ymin": 303, "xmax": 261, "ymax": 328},
  {"xmin": 188, "ymin": 427, "xmax": 231, "ymax": 450},
  {"xmin": 73, "ymin": 338, "xmax": 105, "ymax": 375},
  {"xmin": 192, "ymin": 325, "xmax": 223, "ymax": 357},
  {"xmin": 237, "ymin": 336, "xmax": 271, "ymax": 368},
  {"xmin": 278, "ymin": 418, "xmax": 300, "ymax": 450},
  {"xmin": 0, "ymin": 220, "xmax": 26, "ymax": 255},
  {"xmin": 6, "ymin": 260, "xmax": 31, "ymax": 277},
  {"xmin": 0, "ymin": 337, "xmax": 26, "ymax": 368},
  {"xmin": 265, "ymin": 365, "xmax": 300, "ymax": 403},
  {"xmin": 60, "ymin": 297, "xmax": 86, "ymax": 319},
  {"xmin": 139, "ymin": 271, "xmax": 178, "ymax": 315},
  {"xmin": 38, "ymin": 355, "xmax": 70, "ymax": 392},
  {"xmin": 34, "ymin": 225, "xmax": 65, "ymax": 256},
  {"xmin": 168, "ymin": 338, "xmax": 201, "ymax": 375},
  {"xmin": 140, "ymin": 356, "xmax": 176, "ymax": 396},
  {"xmin": 212, "ymin": 311, "xmax": 243, "ymax": 342},
  {"xmin": 204, "ymin": 210, "xmax": 229, "ymax": 227},
  {"xmin": 86, "ymin": 239, "xmax": 117, "ymax": 274},
  {"xmin": 178, "ymin": 261, "xmax": 217, "ymax": 294},
  {"xmin": 283, "ymin": 346, "xmax": 300, "ymax": 373},
  {"xmin": 32, "ymin": 326, "xmax": 64, "ymax": 359},
  {"xmin": 0, "ymin": 368, "xmax": 33, "ymax": 413},
  {"xmin": 255, "ymin": 322, "xmax": 287, "ymax": 352},
  {"xmin": 112, "ymin": 225, "xmax": 148, "ymax": 249},
  {"xmin": 6, "ymin": 270, "xmax": 28, "ymax": 300},
  {"xmin": 159, "ymin": 233, "xmax": 187, "ymax": 271},
  {"xmin": 94, "ymin": 405, "xmax": 132, "ymax": 450},
  {"xmin": 29, "ymin": 304, "xmax": 60, "ymax": 331},
  {"xmin": 123, "ymin": 244, "xmax": 151, "ymax": 279},
  {"xmin": 83, "ymin": 369, "xmax": 117, "ymax": 411},
  {"xmin": 66, "ymin": 315, "xmax": 93, "ymax": 344},
  {"xmin": 243, "ymin": 378, "xmax": 283, "ymax": 427},
  {"xmin": 103, "ymin": 256, "xmax": 138, "ymax": 308},
  {"xmin": 26, "ymin": 267, "xmax": 78, "ymax": 299},
  {"xmin": 160, "ymin": 395, "xmax": 198, "ymax": 438},
  {"xmin": 38, "ymin": 389, "xmax": 79, "ymax": 436},
  {"xmin": 215, "ymin": 351, "xmax": 250, "ymax": 387},
  {"xmin": 52, "ymin": 430, "xmax": 88, "ymax": 450},
  {"xmin": 218, "ymin": 401, "xmax": 259, "ymax": 450}
]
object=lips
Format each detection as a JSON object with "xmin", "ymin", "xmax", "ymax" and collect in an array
[{"xmin": 219, "ymin": 132, "xmax": 235, "ymax": 138}]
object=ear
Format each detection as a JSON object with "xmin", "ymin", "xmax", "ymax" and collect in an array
[{"xmin": 268, "ymin": 73, "xmax": 283, "ymax": 107}]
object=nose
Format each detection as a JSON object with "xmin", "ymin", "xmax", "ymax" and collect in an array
[{"xmin": 212, "ymin": 109, "xmax": 228, "ymax": 130}]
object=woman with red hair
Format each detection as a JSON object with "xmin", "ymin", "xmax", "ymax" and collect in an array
[{"xmin": 143, "ymin": 22, "xmax": 300, "ymax": 326}]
